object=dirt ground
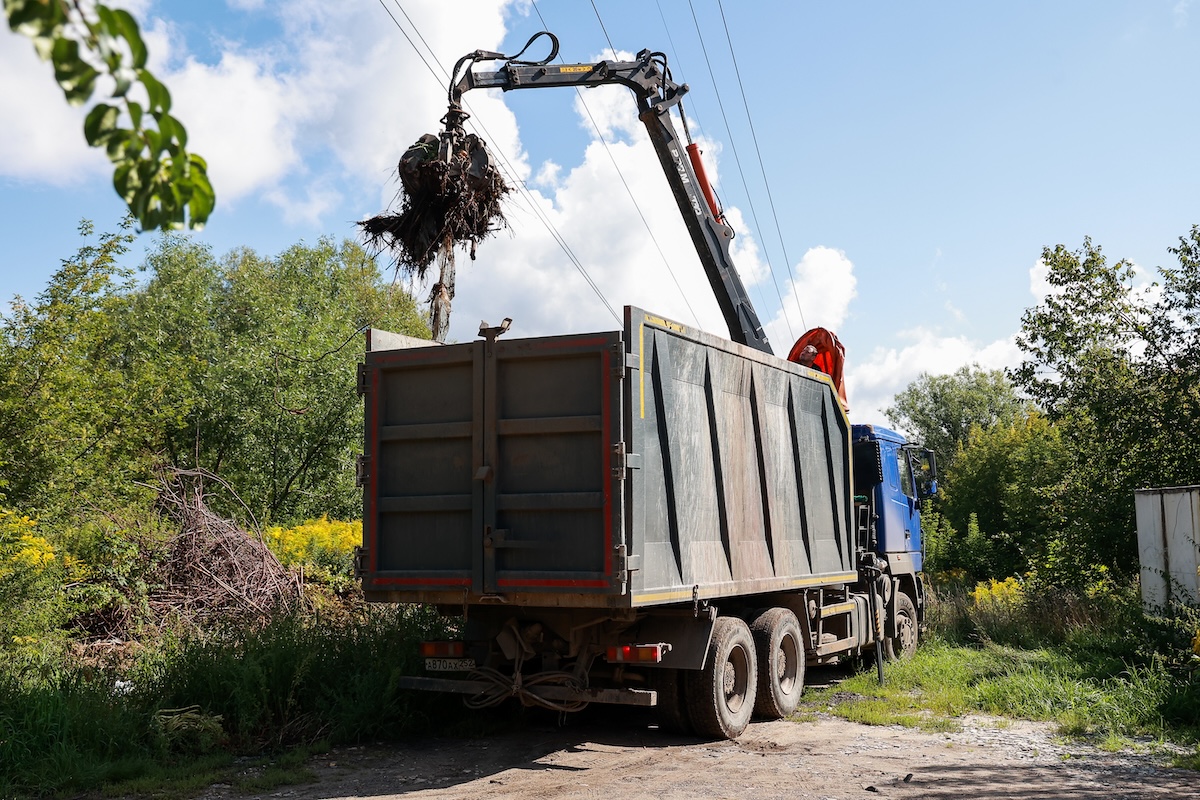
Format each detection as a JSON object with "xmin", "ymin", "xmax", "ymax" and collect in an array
[{"xmin": 197, "ymin": 703, "xmax": 1198, "ymax": 800}]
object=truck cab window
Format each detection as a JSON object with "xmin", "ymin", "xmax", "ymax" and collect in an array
[{"xmin": 897, "ymin": 451, "xmax": 914, "ymax": 498}]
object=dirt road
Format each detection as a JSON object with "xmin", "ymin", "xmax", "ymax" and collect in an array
[{"xmin": 203, "ymin": 710, "xmax": 1196, "ymax": 800}]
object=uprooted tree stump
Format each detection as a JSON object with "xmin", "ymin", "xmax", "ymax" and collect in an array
[{"xmin": 359, "ymin": 130, "xmax": 510, "ymax": 342}]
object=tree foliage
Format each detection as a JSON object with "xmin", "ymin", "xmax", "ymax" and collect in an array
[
  {"xmin": 939, "ymin": 414, "xmax": 1068, "ymax": 579},
  {"xmin": 4, "ymin": 0, "xmax": 214, "ymax": 230},
  {"xmin": 0, "ymin": 223, "xmax": 428, "ymax": 525},
  {"xmin": 901, "ymin": 227, "xmax": 1200, "ymax": 587},
  {"xmin": 1013, "ymin": 229, "xmax": 1200, "ymax": 578},
  {"xmin": 885, "ymin": 365, "xmax": 1028, "ymax": 474}
]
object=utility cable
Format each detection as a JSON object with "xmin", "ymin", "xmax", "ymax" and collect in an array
[
  {"xmin": 652, "ymin": 0, "xmax": 773, "ymax": 326},
  {"xmin": 589, "ymin": 0, "xmax": 617, "ymax": 55},
  {"xmin": 685, "ymin": 0, "xmax": 795, "ymax": 341},
  {"xmin": 375, "ymin": 0, "xmax": 620, "ymax": 323},
  {"xmin": 531, "ymin": 0, "xmax": 701, "ymax": 326},
  {"xmin": 716, "ymin": 0, "xmax": 807, "ymax": 331}
]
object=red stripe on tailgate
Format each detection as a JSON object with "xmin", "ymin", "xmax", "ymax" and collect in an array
[
  {"xmin": 497, "ymin": 579, "xmax": 610, "ymax": 588},
  {"xmin": 601, "ymin": 347, "xmax": 613, "ymax": 577}
]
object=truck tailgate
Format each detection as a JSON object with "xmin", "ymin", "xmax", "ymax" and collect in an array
[{"xmin": 360, "ymin": 331, "xmax": 625, "ymax": 600}]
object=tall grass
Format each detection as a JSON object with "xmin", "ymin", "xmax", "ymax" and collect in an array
[
  {"xmin": 0, "ymin": 604, "xmax": 459, "ymax": 798},
  {"xmin": 808, "ymin": 577, "xmax": 1200, "ymax": 750}
]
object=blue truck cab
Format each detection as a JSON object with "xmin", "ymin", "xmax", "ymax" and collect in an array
[{"xmin": 852, "ymin": 423, "xmax": 938, "ymax": 658}]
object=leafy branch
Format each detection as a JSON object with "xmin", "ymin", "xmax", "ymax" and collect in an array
[{"xmin": 5, "ymin": 0, "xmax": 215, "ymax": 230}]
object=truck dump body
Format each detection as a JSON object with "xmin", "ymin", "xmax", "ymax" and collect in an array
[{"xmin": 360, "ymin": 307, "xmax": 854, "ymax": 608}]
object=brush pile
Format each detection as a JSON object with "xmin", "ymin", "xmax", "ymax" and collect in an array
[
  {"xmin": 359, "ymin": 131, "xmax": 510, "ymax": 278},
  {"xmin": 151, "ymin": 476, "xmax": 301, "ymax": 626}
]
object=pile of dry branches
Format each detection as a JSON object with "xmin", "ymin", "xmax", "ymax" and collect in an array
[
  {"xmin": 359, "ymin": 132, "xmax": 510, "ymax": 275},
  {"xmin": 150, "ymin": 475, "xmax": 301, "ymax": 627}
]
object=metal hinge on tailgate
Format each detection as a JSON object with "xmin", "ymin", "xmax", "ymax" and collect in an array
[
  {"xmin": 614, "ymin": 544, "xmax": 641, "ymax": 583},
  {"xmin": 355, "ymin": 454, "xmax": 369, "ymax": 487},
  {"xmin": 356, "ymin": 363, "xmax": 369, "ymax": 396},
  {"xmin": 611, "ymin": 442, "xmax": 642, "ymax": 479},
  {"xmin": 612, "ymin": 343, "xmax": 639, "ymax": 378}
]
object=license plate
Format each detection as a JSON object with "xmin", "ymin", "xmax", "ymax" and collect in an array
[{"xmin": 425, "ymin": 657, "xmax": 475, "ymax": 672}]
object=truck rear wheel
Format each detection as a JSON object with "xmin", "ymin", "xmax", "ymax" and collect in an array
[
  {"xmin": 885, "ymin": 592, "xmax": 918, "ymax": 660},
  {"xmin": 685, "ymin": 616, "xmax": 757, "ymax": 739},
  {"xmin": 749, "ymin": 607, "xmax": 804, "ymax": 719}
]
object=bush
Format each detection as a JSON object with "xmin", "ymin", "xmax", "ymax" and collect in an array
[
  {"xmin": 0, "ymin": 602, "xmax": 459, "ymax": 797},
  {"xmin": 263, "ymin": 518, "xmax": 359, "ymax": 575},
  {"xmin": 0, "ymin": 509, "xmax": 65, "ymax": 651}
]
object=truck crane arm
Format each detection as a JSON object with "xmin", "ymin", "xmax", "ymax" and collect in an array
[{"xmin": 443, "ymin": 32, "xmax": 773, "ymax": 354}]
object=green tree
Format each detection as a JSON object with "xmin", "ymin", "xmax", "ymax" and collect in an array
[
  {"xmin": 885, "ymin": 365, "xmax": 1029, "ymax": 474},
  {"xmin": 940, "ymin": 413, "xmax": 1068, "ymax": 579},
  {"xmin": 1013, "ymin": 229, "xmax": 1200, "ymax": 580},
  {"xmin": 5, "ymin": 0, "xmax": 214, "ymax": 230},
  {"xmin": 0, "ymin": 223, "xmax": 428, "ymax": 524},
  {"xmin": 0, "ymin": 220, "xmax": 167, "ymax": 514},
  {"xmin": 134, "ymin": 235, "xmax": 429, "ymax": 522}
]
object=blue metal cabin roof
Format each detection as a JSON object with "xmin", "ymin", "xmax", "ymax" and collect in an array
[{"xmin": 851, "ymin": 423, "xmax": 908, "ymax": 445}]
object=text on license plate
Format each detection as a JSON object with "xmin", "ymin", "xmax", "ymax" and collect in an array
[{"xmin": 425, "ymin": 657, "xmax": 475, "ymax": 672}]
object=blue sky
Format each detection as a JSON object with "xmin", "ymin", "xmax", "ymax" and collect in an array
[{"xmin": 2, "ymin": 1, "xmax": 1198, "ymax": 423}]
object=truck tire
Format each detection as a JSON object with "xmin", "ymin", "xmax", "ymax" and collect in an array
[
  {"xmin": 685, "ymin": 616, "xmax": 757, "ymax": 739},
  {"xmin": 749, "ymin": 607, "xmax": 805, "ymax": 719},
  {"xmin": 884, "ymin": 592, "xmax": 918, "ymax": 660},
  {"xmin": 650, "ymin": 668, "xmax": 693, "ymax": 734}
]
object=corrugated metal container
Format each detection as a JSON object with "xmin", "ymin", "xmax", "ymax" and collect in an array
[
  {"xmin": 360, "ymin": 306, "xmax": 855, "ymax": 608},
  {"xmin": 1135, "ymin": 486, "xmax": 1200, "ymax": 610}
]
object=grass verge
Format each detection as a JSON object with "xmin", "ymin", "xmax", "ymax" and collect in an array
[
  {"xmin": 0, "ymin": 604, "xmax": 472, "ymax": 799},
  {"xmin": 802, "ymin": 635, "xmax": 1200, "ymax": 762}
]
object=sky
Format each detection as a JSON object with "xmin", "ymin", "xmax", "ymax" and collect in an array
[{"xmin": 2, "ymin": 0, "xmax": 1199, "ymax": 426}]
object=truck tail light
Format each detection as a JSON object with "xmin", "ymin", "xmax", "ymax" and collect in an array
[
  {"xmin": 605, "ymin": 643, "xmax": 668, "ymax": 663},
  {"xmin": 419, "ymin": 641, "xmax": 465, "ymax": 658}
]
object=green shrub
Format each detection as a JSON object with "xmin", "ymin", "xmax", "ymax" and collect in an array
[{"xmin": 0, "ymin": 510, "xmax": 66, "ymax": 652}]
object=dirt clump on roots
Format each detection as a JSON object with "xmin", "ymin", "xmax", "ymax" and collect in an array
[{"xmin": 358, "ymin": 132, "xmax": 510, "ymax": 279}]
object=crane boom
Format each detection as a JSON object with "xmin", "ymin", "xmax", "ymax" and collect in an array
[{"xmin": 444, "ymin": 35, "xmax": 773, "ymax": 354}]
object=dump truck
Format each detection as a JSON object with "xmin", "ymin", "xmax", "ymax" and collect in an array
[{"xmin": 356, "ymin": 33, "xmax": 937, "ymax": 739}]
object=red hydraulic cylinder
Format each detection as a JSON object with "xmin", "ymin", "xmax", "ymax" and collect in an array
[{"xmin": 686, "ymin": 143, "xmax": 725, "ymax": 225}]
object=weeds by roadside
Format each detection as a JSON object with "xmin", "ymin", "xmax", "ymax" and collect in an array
[
  {"xmin": 0, "ymin": 603, "xmax": 465, "ymax": 798},
  {"xmin": 804, "ymin": 576, "xmax": 1200, "ymax": 767}
]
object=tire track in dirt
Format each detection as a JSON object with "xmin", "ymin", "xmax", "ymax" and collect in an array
[{"xmin": 199, "ymin": 713, "xmax": 1197, "ymax": 800}]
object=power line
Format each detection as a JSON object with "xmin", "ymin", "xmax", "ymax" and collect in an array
[
  {"xmin": 589, "ymin": 0, "xmax": 617, "ymax": 55},
  {"xmin": 685, "ymin": 0, "xmax": 796, "ymax": 341},
  {"xmin": 528, "ymin": 0, "xmax": 701, "ymax": 326},
  {"xmin": 652, "ymin": 0, "xmax": 774, "ymax": 329},
  {"xmin": 716, "ymin": 0, "xmax": 807, "ymax": 331},
  {"xmin": 374, "ymin": 0, "xmax": 620, "ymax": 323}
]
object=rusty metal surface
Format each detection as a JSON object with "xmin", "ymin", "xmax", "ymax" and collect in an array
[
  {"xmin": 361, "ymin": 308, "xmax": 854, "ymax": 608},
  {"xmin": 625, "ymin": 307, "xmax": 855, "ymax": 606}
]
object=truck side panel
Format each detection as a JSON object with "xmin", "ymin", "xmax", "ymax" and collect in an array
[{"xmin": 627, "ymin": 309, "xmax": 856, "ymax": 606}]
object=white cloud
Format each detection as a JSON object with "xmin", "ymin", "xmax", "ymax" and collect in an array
[
  {"xmin": 446, "ymin": 129, "xmax": 730, "ymax": 341},
  {"xmin": 847, "ymin": 329, "xmax": 1024, "ymax": 428},
  {"xmin": 167, "ymin": 49, "xmax": 305, "ymax": 203},
  {"xmin": 1028, "ymin": 257, "xmax": 1055, "ymax": 301},
  {"xmin": 0, "ymin": 30, "xmax": 109, "ymax": 184},
  {"xmin": 532, "ymin": 160, "xmax": 561, "ymax": 190},
  {"xmin": 1174, "ymin": 0, "xmax": 1194, "ymax": 28},
  {"xmin": 761, "ymin": 246, "xmax": 857, "ymax": 350}
]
